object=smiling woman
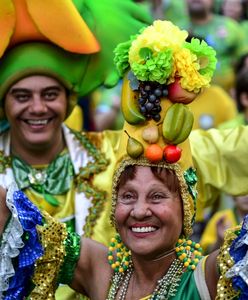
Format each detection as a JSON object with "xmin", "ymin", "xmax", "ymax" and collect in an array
[{"xmin": 115, "ymin": 166, "xmax": 183, "ymax": 259}]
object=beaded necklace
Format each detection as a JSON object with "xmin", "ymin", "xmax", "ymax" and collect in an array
[
  {"xmin": 107, "ymin": 235, "xmax": 203, "ymax": 300},
  {"xmin": 107, "ymin": 258, "xmax": 184, "ymax": 300}
]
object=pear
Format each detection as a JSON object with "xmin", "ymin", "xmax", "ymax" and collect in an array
[
  {"xmin": 142, "ymin": 125, "xmax": 159, "ymax": 144},
  {"xmin": 125, "ymin": 130, "xmax": 144, "ymax": 159}
]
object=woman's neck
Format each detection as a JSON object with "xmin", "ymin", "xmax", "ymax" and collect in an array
[
  {"xmin": 131, "ymin": 251, "xmax": 177, "ymax": 284},
  {"xmin": 123, "ymin": 252, "xmax": 182, "ymax": 300}
]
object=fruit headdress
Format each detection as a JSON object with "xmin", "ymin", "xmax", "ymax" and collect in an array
[
  {"xmin": 111, "ymin": 20, "xmax": 217, "ymax": 237},
  {"xmin": 0, "ymin": 0, "xmax": 151, "ymax": 119}
]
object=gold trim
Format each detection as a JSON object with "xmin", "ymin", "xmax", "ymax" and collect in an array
[
  {"xmin": 30, "ymin": 212, "xmax": 68, "ymax": 299},
  {"xmin": 216, "ymin": 226, "xmax": 240, "ymax": 299}
]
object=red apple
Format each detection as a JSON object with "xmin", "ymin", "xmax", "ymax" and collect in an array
[
  {"xmin": 163, "ymin": 145, "xmax": 182, "ymax": 163},
  {"xmin": 168, "ymin": 78, "xmax": 198, "ymax": 104}
]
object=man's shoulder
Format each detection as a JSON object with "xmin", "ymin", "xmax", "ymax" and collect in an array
[
  {"xmin": 66, "ymin": 126, "xmax": 122, "ymax": 151},
  {"xmin": 86, "ymin": 130, "xmax": 122, "ymax": 150}
]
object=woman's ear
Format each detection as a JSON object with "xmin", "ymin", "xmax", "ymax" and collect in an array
[{"xmin": 240, "ymin": 92, "xmax": 248, "ymax": 109}]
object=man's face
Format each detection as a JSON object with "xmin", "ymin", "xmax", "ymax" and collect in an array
[
  {"xmin": 186, "ymin": 0, "xmax": 213, "ymax": 17},
  {"xmin": 4, "ymin": 75, "xmax": 67, "ymax": 152},
  {"xmin": 222, "ymin": 0, "xmax": 243, "ymax": 21}
]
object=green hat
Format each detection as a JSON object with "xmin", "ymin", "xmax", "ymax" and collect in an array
[
  {"xmin": 0, "ymin": 0, "xmax": 151, "ymax": 119},
  {"xmin": 0, "ymin": 42, "xmax": 88, "ymax": 118},
  {"xmin": 0, "ymin": 43, "xmax": 89, "ymax": 100}
]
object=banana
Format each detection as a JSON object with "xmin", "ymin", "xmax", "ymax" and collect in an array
[
  {"xmin": 121, "ymin": 76, "xmax": 146, "ymax": 125},
  {"xmin": 162, "ymin": 103, "xmax": 194, "ymax": 144}
]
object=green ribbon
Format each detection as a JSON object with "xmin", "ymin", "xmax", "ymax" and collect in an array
[{"xmin": 12, "ymin": 151, "xmax": 74, "ymax": 207}]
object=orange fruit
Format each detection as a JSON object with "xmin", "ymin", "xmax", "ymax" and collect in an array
[{"xmin": 145, "ymin": 144, "xmax": 163, "ymax": 162}]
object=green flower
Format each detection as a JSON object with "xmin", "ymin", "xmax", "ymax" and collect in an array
[
  {"xmin": 184, "ymin": 38, "xmax": 217, "ymax": 79},
  {"xmin": 131, "ymin": 49, "xmax": 173, "ymax": 83},
  {"xmin": 113, "ymin": 34, "xmax": 138, "ymax": 76}
]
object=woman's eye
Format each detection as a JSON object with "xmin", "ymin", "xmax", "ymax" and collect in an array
[
  {"xmin": 118, "ymin": 192, "xmax": 136, "ymax": 203},
  {"xmin": 151, "ymin": 193, "xmax": 166, "ymax": 202}
]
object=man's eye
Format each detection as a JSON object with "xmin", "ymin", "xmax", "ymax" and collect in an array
[
  {"xmin": 15, "ymin": 94, "xmax": 30, "ymax": 102},
  {"xmin": 43, "ymin": 91, "xmax": 58, "ymax": 100}
]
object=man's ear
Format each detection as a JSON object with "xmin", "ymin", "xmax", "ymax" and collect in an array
[{"xmin": 240, "ymin": 92, "xmax": 248, "ymax": 109}]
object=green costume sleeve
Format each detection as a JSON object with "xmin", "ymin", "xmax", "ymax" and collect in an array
[
  {"xmin": 190, "ymin": 126, "xmax": 248, "ymax": 208},
  {"xmin": 29, "ymin": 212, "xmax": 81, "ymax": 298},
  {"xmin": 57, "ymin": 232, "xmax": 81, "ymax": 285}
]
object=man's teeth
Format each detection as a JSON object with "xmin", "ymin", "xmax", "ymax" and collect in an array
[
  {"xmin": 27, "ymin": 119, "xmax": 49, "ymax": 125},
  {"xmin": 131, "ymin": 226, "xmax": 156, "ymax": 233}
]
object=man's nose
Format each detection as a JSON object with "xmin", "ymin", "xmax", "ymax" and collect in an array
[{"xmin": 29, "ymin": 95, "xmax": 48, "ymax": 114}]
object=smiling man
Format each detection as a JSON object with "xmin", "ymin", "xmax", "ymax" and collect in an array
[
  {"xmin": 0, "ymin": 1, "xmax": 151, "ymax": 299},
  {"xmin": 5, "ymin": 76, "xmax": 67, "ymax": 164}
]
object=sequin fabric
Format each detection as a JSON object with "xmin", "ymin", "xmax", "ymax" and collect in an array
[
  {"xmin": 29, "ymin": 211, "xmax": 68, "ymax": 299},
  {"xmin": 0, "ymin": 183, "xmax": 24, "ymax": 297},
  {"xmin": 58, "ymin": 232, "xmax": 81, "ymax": 284},
  {"xmin": 216, "ymin": 226, "xmax": 240, "ymax": 299},
  {"xmin": 225, "ymin": 215, "xmax": 248, "ymax": 299},
  {"xmin": 4, "ymin": 188, "xmax": 43, "ymax": 299},
  {"xmin": 0, "ymin": 184, "xmax": 78, "ymax": 299}
]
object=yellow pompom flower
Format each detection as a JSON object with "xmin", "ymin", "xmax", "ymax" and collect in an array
[
  {"xmin": 172, "ymin": 48, "xmax": 211, "ymax": 93},
  {"xmin": 129, "ymin": 20, "xmax": 188, "ymax": 65}
]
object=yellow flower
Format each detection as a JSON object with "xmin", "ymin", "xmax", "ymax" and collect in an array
[
  {"xmin": 129, "ymin": 20, "xmax": 188, "ymax": 64},
  {"xmin": 172, "ymin": 48, "xmax": 211, "ymax": 92}
]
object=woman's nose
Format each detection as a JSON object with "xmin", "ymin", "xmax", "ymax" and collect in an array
[{"xmin": 130, "ymin": 201, "xmax": 152, "ymax": 219}]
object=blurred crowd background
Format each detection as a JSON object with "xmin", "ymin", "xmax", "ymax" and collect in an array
[{"xmin": 64, "ymin": 0, "xmax": 248, "ymax": 255}]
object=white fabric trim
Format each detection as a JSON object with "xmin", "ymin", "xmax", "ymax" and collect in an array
[
  {"xmin": 0, "ymin": 126, "xmax": 95, "ymax": 235},
  {"xmin": 0, "ymin": 182, "xmax": 24, "ymax": 294},
  {"xmin": 194, "ymin": 257, "xmax": 211, "ymax": 300},
  {"xmin": 0, "ymin": 130, "xmax": 14, "ymax": 189}
]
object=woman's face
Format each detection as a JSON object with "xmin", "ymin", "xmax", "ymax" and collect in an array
[{"xmin": 115, "ymin": 166, "xmax": 183, "ymax": 259}]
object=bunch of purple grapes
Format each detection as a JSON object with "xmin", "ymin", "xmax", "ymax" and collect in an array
[{"xmin": 138, "ymin": 81, "xmax": 168, "ymax": 122}]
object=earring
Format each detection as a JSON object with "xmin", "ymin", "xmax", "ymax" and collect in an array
[
  {"xmin": 175, "ymin": 238, "xmax": 202, "ymax": 270},
  {"xmin": 108, "ymin": 234, "xmax": 132, "ymax": 273}
]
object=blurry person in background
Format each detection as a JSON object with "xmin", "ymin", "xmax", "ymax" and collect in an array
[
  {"xmin": 221, "ymin": 0, "xmax": 247, "ymax": 21},
  {"xmin": 200, "ymin": 194, "xmax": 248, "ymax": 254},
  {"xmin": 178, "ymin": 0, "xmax": 248, "ymax": 92},
  {"xmin": 220, "ymin": 0, "xmax": 248, "ymax": 36},
  {"xmin": 219, "ymin": 68, "xmax": 248, "ymax": 129},
  {"xmin": 91, "ymin": 81, "xmax": 124, "ymax": 131}
]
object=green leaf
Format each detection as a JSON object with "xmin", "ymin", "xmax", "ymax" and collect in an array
[{"xmin": 139, "ymin": 47, "xmax": 152, "ymax": 60}]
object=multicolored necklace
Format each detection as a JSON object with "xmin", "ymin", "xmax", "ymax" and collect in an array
[
  {"xmin": 107, "ymin": 258, "xmax": 184, "ymax": 300},
  {"xmin": 107, "ymin": 235, "xmax": 202, "ymax": 299}
]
